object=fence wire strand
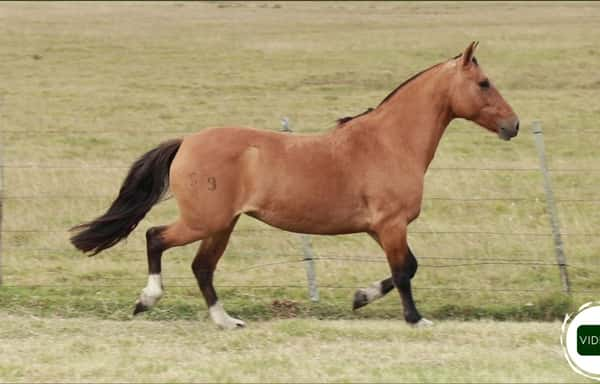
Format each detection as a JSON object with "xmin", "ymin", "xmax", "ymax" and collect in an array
[
  {"xmin": 4, "ymin": 194, "xmax": 600, "ymax": 203},
  {"xmin": 3, "ymin": 283, "xmax": 599, "ymax": 295},
  {"xmin": 2, "ymin": 128, "xmax": 598, "ymax": 135},
  {"xmin": 5, "ymin": 228, "xmax": 600, "ymax": 236},
  {"xmin": 6, "ymin": 163, "xmax": 600, "ymax": 172}
]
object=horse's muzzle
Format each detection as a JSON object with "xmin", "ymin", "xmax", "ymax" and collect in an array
[{"xmin": 498, "ymin": 118, "xmax": 519, "ymax": 141}]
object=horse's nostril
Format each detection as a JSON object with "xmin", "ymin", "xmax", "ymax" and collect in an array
[{"xmin": 515, "ymin": 121, "xmax": 520, "ymax": 132}]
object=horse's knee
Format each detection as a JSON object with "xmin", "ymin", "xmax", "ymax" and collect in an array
[
  {"xmin": 392, "ymin": 270, "xmax": 411, "ymax": 289},
  {"xmin": 407, "ymin": 254, "xmax": 418, "ymax": 279},
  {"xmin": 392, "ymin": 254, "xmax": 417, "ymax": 286}
]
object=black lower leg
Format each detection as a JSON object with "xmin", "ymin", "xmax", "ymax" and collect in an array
[
  {"xmin": 380, "ymin": 246, "xmax": 418, "ymax": 292},
  {"xmin": 392, "ymin": 270, "xmax": 422, "ymax": 324},
  {"xmin": 353, "ymin": 245, "xmax": 417, "ymax": 310},
  {"xmin": 379, "ymin": 246, "xmax": 419, "ymax": 292},
  {"xmin": 133, "ymin": 226, "xmax": 166, "ymax": 315},
  {"xmin": 190, "ymin": 226, "xmax": 237, "ymax": 309},
  {"xmin": 380, "ymin": 277, "xmax": 395, "ymax": 295},
  {"xmin": 352, "ymin": 276, "xmax": 395, "ymax": 310},
  {"xmin": 378, "ymin": 247, "xmax": 418, "ymax": 295},
  {"xmin": 146, "ymin": 226, "xmax": 166, "ymax": 274},
  {"xmin": 406, "ymin": 246, "xmax": 418, "ymax": 279},
  {"xmin": 192, "ymin": 263, "xmax": 218, "ymax": 308}
]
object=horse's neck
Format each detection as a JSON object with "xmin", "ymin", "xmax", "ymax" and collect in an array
[{"xmin": 370, "ymin": 68, "xmax": 454, "ymax": 171}]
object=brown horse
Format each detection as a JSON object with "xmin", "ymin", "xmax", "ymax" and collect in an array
[{"xmin": 70, "ymin": 42, "xmax": 519, "ymax": 329}]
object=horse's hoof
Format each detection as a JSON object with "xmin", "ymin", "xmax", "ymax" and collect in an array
[
  {"xmin": 352, "ymin": 289, "xmax": 369, "ymax": 311},
  {"xmin": 209, "ymin": 302, "xmax": 246, "ymax": 330},
  {"xmin": 216, "ymin": 318, "xmax": 246, "ymax": 330},
  {"xmin": 411, "ymin": 318, "xmax": 434, "ymax": 328},
  {"xmin": 133, "ymin": 301, "xmax": 148, "ymax": 315},
  {"xmin": 228, "ymin": 318, "xmax": 246, "ymax": 329}
]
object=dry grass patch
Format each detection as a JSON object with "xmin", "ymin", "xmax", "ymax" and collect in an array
[{"xmin": 0, "ymin": 313, "xmax": 583, "ymax": 383}]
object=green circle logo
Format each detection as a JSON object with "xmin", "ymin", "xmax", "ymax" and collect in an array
[{"xmin": 561, "ymin": 302, "xmax": 600, "ymax": 380}]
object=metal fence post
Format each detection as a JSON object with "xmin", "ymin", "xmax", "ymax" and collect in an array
[
  {"xmin": 0, "ymin": 94, "xmax": 3, "ymax": 286},
  {"xmin": 532, "ymin": 121, "xmax": 570, "ymax": 294},
  {"xmin": 281, "ymin": 117, "xmax": 319, "ymax": 302},
  {"xmin": 300, "ymin": 234, "xmax": 319, "ymax": 302},
  {"xmin": 0, "ymin": 143, "xmax": 3, "ymax": 286}
]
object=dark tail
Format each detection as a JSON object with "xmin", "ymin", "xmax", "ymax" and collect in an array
[{"xmin": 70, "ymin": 139, "xmax": 182, "ymax": 255}]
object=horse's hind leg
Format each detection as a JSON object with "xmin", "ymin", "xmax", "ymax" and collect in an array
[
  {"xmin": 191, "ymin": 217, "xmax": 242, "ymax": 330},
  {"xmin": 134, "ymin": 220, "xmax": 207, "ymax": 315}
]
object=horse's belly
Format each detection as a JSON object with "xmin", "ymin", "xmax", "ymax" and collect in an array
[
  {"xmin": 241, "ymin": 150, "xmax": 371, "ymax": 234},
  {"xmin": 245, "ymin": 196, "xmax": 370, "ymax": 235}
]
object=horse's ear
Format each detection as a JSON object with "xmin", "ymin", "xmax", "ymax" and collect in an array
[{"xmin": 461, "ymin": 41, "xmax": 479, "ymax": 67}]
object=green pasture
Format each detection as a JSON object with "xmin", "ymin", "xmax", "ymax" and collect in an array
[{"xmin": 0, "ymin": 1, "xmax": 599, "ymax": 382}]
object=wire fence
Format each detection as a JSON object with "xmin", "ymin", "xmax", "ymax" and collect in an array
[
  {"xmin": 2, "ymin": 234, "xmax": 599, "ymax": 295},
  {"xmin": 1, "ymin": 123, "xmax": 599, "ymax": 302}
]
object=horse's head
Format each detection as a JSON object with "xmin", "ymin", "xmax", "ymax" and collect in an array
[{"xmin": 449, "ymin": 42, "xmax": 519, "ymax": 140}]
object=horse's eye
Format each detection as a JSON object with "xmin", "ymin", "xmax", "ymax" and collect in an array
[{"xmin": 479, "ymin": 79, "xmax": 490, "ymax": 89}]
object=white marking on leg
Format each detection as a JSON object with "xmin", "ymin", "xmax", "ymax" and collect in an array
[
  {"xmin": 412, "ymin": 318, "xmax": 434, "ymax": 328},
  {"xmin": 209, "ymin": 301, "xmax": 245, "ymax": 330},
  {"xmin": 138, "ymin": 274, "xmax": 163, "ymax": 308},
  {"xmin": 359, "ymin": 281, "xmax": 384, "ymax": 303}
]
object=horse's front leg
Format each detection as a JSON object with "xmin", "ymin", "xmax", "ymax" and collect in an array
[
  {"xmin": 369, "ymin": 222, "xmax": 432, "ymax": 326},
  {"xmin": 352, "ymin": 246, "xmax": 419, "ymax": 310}
]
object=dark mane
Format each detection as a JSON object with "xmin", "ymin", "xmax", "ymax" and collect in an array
[
  {"xmin": 336, "ymin": 108, "xmax": 373, "ymax": 125},
  {"xmin": 376, "ymin": 65, "xmax": 439, "ymax": 106},
  {"xmin": 336, "ymin": 53, "xmax": 466, "ymax": 126}
]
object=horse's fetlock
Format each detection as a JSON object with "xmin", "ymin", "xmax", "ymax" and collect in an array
[
  {"xmin": 142, "ymin": 285, "xmax": 163, "ymax": 300},
  {"xmin": 404, "ymin": 309, "xmax": 422, "ymax": 324}
]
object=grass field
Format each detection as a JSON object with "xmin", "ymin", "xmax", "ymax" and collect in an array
[
  {"xmin": 0, "ymin": 315, "xmax": 584, "ymax": 383},
  {"xmin": 1, "ymin": 1, "xmax": 599, "ymax": 382}
]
